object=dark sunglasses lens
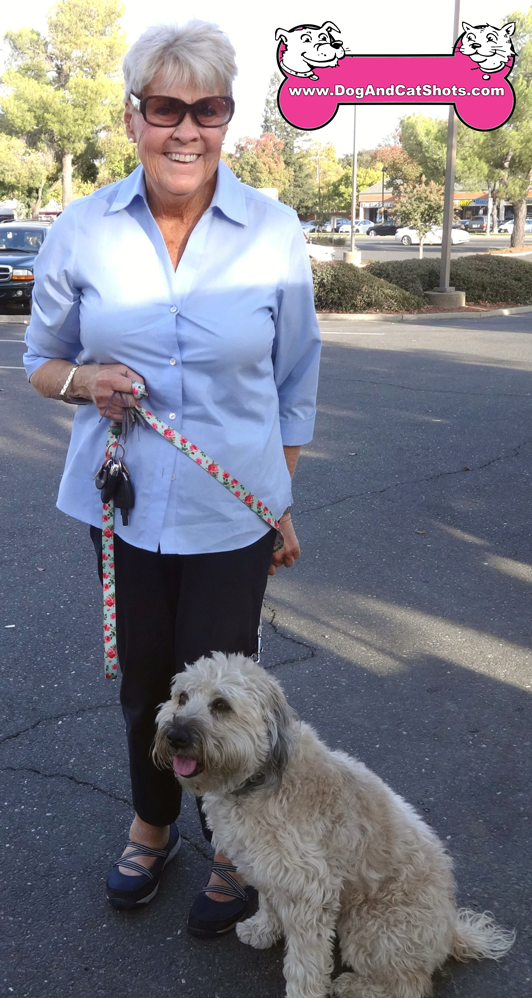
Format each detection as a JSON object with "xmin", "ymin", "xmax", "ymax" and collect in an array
[
  {"xmin": 194, "ymin": 98, "xmax": 233, "ymax": 125},
  {"xmin": 144, "ymin": 96, "xmax": 185, "ymax": 125}
]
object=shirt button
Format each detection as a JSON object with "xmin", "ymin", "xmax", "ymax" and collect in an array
[
  {"xmin": 169, "ymin": 412, "xmax": 176, "ymax": 420},
  {"xmin": 170, "ymin": 306, "xmax": 178, "ymax": 313},
  {"xmin": 170, "ymin": 357, "xmax": 176, "ymax": 365},
  {"xmin": 171, "ymin": 474, "xmax": 176, "ymax": 481}
]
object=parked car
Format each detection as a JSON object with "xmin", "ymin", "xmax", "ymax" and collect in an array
[
  {"xmin": 300, "ymin": 220, "xmax": 317, "ymax": 232},
  {"xmin": 336, "ymin": 219, "xmax": 373, "ymax": 234},
  {"xmin": 498, "ymin": 217, "xmax": 532, "ymax": 234},
  {"xmin": 394, "ymin": 225, "xmax": 470, "ymax": 246},
  {"xmin": 367, "ymin": 222, "xmax": 399, "ymax": 237},
  {"xmin": 303, "ymin": 230, "xmax": 335, "ymax": 261},
  {"xmin": 467, "ymin": 215, "xmax": 490, "ymax": 233},
  {"xmin": 0, "ymin": 222, "xmax": 49, "ymax": 311}
]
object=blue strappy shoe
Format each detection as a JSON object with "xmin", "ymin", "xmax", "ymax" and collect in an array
[
  {"xmin": 106, "ymin": 822, "xmax": 181, "ymax": 909},
  {"xmin": 187, "ymin": 861, "xmax": 252, "ymax": 938}
]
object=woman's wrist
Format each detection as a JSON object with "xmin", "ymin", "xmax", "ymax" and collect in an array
[{"xmin": 70, "ymin": 364, "xmax": 95, "ymax": 400}]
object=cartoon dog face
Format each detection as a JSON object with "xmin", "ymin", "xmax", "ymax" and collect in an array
[
  {"xmin": 276, "ymin": 22, "xmax": 345, "ymax": 80},
  {"xmin": 460, "ymin": 22, "xmax": 515, "ymax": 75}
]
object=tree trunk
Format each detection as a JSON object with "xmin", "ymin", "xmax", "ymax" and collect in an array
[
  {"xmin": 491, "ymin": 199, "xmax": 499, "ymax": 234},
  {"xmin": 511, "ymin": 199, "xmax": 527, "ymax": 248},
  {"xmin": 31, "ymin": 181, "xmax": 45, "ymax": 219},
  {"xmin": 62, "ymin": 151, "xmax": 73, "ymax": 208}
]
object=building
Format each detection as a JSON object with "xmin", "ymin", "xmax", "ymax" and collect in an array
[{"xmin": 358, "ymin": 182, "xmax": 531, "ymax": 223}]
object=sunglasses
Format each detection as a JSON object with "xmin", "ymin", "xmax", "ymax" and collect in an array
[{"xmin": 129, "ymin": 93, "xmax": 235, "ymax": 128}]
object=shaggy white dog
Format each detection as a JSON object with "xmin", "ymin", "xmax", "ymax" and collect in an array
[{"xmin": 154, "ymin": 653, "xmax": 514, "ymax": 998}]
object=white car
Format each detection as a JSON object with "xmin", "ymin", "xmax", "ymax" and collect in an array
[
  {"xmin": 306, "ymin": 242, "xmax": 335, "ymax": 261},
  {"xmin": 498, "ymin": 218, "xmax": 532, "ymax": 234},
  {"xmin": 394, "ymin": 226, "xmax": 470, "ymax": 246}
]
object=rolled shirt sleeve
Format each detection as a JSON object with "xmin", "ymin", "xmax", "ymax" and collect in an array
[
  {"xmin": 23, "ymin": 207, "xmax": 82, "ymax": 380},
  {"xmin": 273, "ymin": 223, "xmax": 321, "ymax": 446}
]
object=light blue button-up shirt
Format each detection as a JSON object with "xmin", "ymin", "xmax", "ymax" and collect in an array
[{"xmin": 24, "ymin": 161, "xmax": 321, "ymax": 553}]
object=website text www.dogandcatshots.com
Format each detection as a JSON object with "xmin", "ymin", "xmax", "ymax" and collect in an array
[{"xmin": 287, "ymin": 83, "xmax": 505, "ymax": 98}]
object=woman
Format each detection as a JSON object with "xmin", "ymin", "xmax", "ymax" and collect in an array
[{"xmin": 24, "ymin": 20, "xmax": 321, "ymax": 937}]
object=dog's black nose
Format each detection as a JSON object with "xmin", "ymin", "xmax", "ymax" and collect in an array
[
  {"xmin": 167, "ymin": 725, "xmax": 191, "ymax": 748},
  {"xmin": 471, "ymin": 42, "xmax": 481, "ymax": 49},
  {"xmin": 331, "ymin": 40, "xmax": 343, "ymax": 48}
]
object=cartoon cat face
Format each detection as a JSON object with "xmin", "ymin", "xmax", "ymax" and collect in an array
[{"xmin": 460, "ymin": 22, "xmax": 515, "ymax": 74}]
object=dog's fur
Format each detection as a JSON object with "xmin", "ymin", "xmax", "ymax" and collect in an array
[{"xmin": 154, "ymin": 653, "xmax": 514, "ymax": 998}]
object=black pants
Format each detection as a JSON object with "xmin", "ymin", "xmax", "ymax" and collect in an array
[{"xmin": 90, "ymin": 526, "xmax": 275, "ymax": 838}]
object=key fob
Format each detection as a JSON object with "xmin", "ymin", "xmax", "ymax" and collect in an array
[
  {"xmin": 94, "ymin": 460, "xmax": 110, "ymax": 491},
  {"xmin": 114, "ymin": 468, "xmax": 135, "ymax": 526}
]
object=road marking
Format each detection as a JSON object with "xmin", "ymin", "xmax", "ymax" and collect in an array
[
  {"xmin": 321, "ymin": 331, "xmax": 386, "ymax": 336},
  {"xmin": 0, "ymin": 338, "xmax": 25, "ymax": 342},
  {"xmin": 0, "ymin": 365, "xmax": 25, "ymax": 369}
]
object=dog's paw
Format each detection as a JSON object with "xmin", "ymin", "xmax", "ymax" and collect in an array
[{"xmin": 236, "ymin": 913, "xmax": 281, "ymax": 949}]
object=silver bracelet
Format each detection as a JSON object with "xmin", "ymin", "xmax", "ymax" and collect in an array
[{"xmin": 59, "ymin": 365, "xmax": 79, "ymax": 399}]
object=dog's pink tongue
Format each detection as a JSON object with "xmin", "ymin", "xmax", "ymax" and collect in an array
[{"xmin": 172, "ymin": 756, "xmax": 198, "ymax": 777}]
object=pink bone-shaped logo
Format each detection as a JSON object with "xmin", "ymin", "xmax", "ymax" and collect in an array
[{"xmin": 277, "ymin": 37, "xmax": 515, "ymax": 132}]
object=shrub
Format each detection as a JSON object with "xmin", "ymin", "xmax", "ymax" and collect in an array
[
  {"xmin": 311, "ymin": 261, "xmax": 423, "ymax": 312},
  {"xmin": 366, "ymin": 254, "xmax": 532, "ymax": 304}
]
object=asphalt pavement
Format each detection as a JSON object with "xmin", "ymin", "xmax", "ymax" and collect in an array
[
  {"xmin": 329, "ymin": 232, "xmax": 532, "ymax": 263},
  {"xmin": 1, "ymin": 314, "xmax": 531, "ymax": 997}
]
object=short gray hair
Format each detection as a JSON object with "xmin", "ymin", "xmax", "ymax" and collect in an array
[{"xmin": 123, "ymin": 20, "xmax": 238, "ymax": 102}]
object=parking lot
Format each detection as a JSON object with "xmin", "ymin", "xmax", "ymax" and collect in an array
[
  {"xmin": 1, "ymin": 311, "xmax": 531, "ymax": 998},
  {"xmin": 323, "ymin": 233, "xmax": 532, "ymax": 263}
]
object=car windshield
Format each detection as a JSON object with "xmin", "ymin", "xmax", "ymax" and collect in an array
[{"xmin": 0, "ymin": 228, "xmax": 44, "ymax": 251}]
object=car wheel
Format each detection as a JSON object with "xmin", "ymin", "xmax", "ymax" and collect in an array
[
  {"xmin": 368, "ymin": 230, "xmax": 376, "ymax": 236},
  {"xmin": 401, "ymin": 235, "xmax": 412, "ymax": 245}
]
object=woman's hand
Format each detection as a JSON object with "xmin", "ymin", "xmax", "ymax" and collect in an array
[
  {"xmin": 71, "ymin": 363, "xmax": 147, "ymax": 421},
  {"xmin": 268, "ymin": 513, "xmax": 300, "ymax": 577}
]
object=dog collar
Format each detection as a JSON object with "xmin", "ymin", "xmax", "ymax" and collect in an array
[
  {"xmin": 281, "ymin": 66, "xmax": 317, "ymax": 78},
  {"xmin": 232, "ymin": 772, "xmax": 267, "ymax": 797}
]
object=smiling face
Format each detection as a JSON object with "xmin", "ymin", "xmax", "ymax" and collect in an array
[
  {"xmin": 460, "ymin": 22, "xmax": 515, "ymax": 67},
  {"xmin": 124, "ymin": 69, "xmax": 229, "ymax": 206}
]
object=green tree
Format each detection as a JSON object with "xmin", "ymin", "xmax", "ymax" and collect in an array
[
  {"xmin": 491, "ymin": 8, "xmax": 532, "ymax": 246},
  {"xmin": 1, "ymin": 0, "xmax": 127, "ymax": 207},
  {"xmin": 327, "ymin": 166, "xmax": 382, "ymax": 214},
  {"xmin": 223, "ymin": 134, "xmax": 286, "ymax": 191},
  {"xmin": 392, "ymin": 180, "xmax": 444, "ymax": 259},
  {"xmin": 0, "ymin": 134, "xmax": 55, "ymax": 216}
]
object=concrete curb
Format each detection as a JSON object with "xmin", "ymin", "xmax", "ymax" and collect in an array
[
  {"xmin": 317, "ymin": 305, "xmax": 532, "ymax": 324},
  {"xmin": 0, "ymin": 315, "xmax": 29, "ymax": 324}
]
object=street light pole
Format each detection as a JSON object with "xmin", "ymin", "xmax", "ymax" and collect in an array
[
  {"xmin": 381, "ymin": 166, "xmax": 385, "ymax": 222},
  {"xmin": 350, "ymin": 107, "xmax": 358, "ymax": 254},
  {"xmin": 438, "ymin": 0, "xmax": 461, "ymax": 293}
]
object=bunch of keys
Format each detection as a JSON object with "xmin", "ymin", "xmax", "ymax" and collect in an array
[{"xmin": 94, "ymin": 443, "xmax": 135, "ymax": 526}]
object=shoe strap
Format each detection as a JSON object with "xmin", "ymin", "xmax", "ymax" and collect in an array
[
  {"xmin": 201, "ymin": 883, "xmax": 247, "ymax": 900},
  {"xmin": 113, "ymin": 858, "xmax": 154, "ymax": 880},
  {"xmin": 206, "ymin": 862, "xmax": 248, "ymax": 901},
  {"xmin": 125, "ymin": 839, "xmax": 168, "ymax": 858}
]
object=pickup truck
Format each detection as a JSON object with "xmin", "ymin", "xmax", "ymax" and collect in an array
[{"xmin": 0, "ymin": 221, "xmax": 51, "ymax": 312}]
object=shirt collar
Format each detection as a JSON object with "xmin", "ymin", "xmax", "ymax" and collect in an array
[{"xmin": 108, "ymin": 160, "xmax": 248, "ymax": 226}]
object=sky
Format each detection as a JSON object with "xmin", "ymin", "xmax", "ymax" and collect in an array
[{"xmin": 0, "ymin": 0, "xmax": 520, "ymax": 154}]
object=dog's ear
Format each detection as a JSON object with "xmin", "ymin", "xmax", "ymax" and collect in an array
[
  {"xmin": 321, "ymin": 21, "xmax": 341, "ymax": 34},
  {"xmin": 275, "ymin": 28, "xmax": 289, "ymax": 43},
  {"xmin": 264, "ymin": 683, "xmax": 297, "ymax": 784}
]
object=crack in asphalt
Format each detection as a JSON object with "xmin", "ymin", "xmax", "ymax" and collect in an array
[
  {"xmin": 0, "ymin": 701, "xmax": 120, "ymax": 746},
  {"xmin": 0, "ymin": 764, "xmax": 213, "ymax": 861},
  {"xmin": 295, "ymin": 438, "xmax": 532, "ymax": 516},
  {"xmin": 0, "ymin": 764, "xmax": 132, "ymax": 807},
  {"xmin": 262, "ymin": 604, "xmax": 316, "ymax": 666},
  {"xmin": 319, "ymin": 375, "xmax": 531, "ymax": 399}
]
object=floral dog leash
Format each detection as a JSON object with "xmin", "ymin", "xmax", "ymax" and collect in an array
[{"xmin": 99, "ymin": 381, "xmax": 284, "ymax": 678}]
